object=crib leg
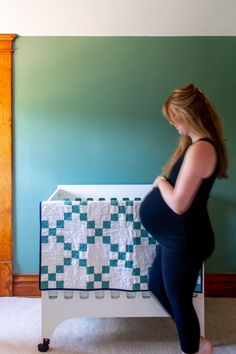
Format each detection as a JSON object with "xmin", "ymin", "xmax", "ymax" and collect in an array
[{"xmin": 38, "ymin": 338, "xmax": 50, "ymax": 352}]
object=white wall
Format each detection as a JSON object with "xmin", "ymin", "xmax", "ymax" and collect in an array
[{"xmin": 1, "ymin": 0, "xmax": 236, "ymax": 36}]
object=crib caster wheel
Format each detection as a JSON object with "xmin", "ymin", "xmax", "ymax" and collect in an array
[{"xmin": 38, "ymin": 338, "xmax": 50, "ymax": 352}]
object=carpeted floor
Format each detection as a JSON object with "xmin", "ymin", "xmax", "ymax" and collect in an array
[{"xmin": 0, "ymin": 297, "xmax": 235, "ymax": 353}]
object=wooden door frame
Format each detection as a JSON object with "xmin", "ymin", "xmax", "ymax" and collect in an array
[{"xmin": 0, "ymin": 34, "xmax": 16, "ymax": 296}]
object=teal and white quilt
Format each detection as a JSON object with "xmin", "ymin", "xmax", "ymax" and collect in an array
[{"xmin": 40, "ymin": 198, "xmax": 202, "ymax": 293}]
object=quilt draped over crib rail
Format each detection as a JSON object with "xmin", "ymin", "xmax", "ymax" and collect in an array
[{"xmin": 40, "ymin": 199, "xmax": 202, "ymax": 292}]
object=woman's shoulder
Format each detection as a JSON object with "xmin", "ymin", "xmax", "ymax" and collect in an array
[
  {"xmin": 185, "ymin": 139, "xmax": 217, "ymax": 178},
  {"xmin": 188, "ymin": 138, "xmax": 216, "ymax": 154}
]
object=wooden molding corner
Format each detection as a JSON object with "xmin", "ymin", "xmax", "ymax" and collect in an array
[{"xmin": 13, "ymin": 274, "xmax": 41, "ymax": 297}]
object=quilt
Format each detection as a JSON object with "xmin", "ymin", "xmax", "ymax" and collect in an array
[{"xmin": 40, "ymin": 198, "xmax": 202, "ymax": 293}]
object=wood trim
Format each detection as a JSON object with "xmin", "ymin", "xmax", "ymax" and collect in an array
[
  {"xmin": 13, "ymin": 273, "xmax": 236, "ymax": 298},
  {"xmin": 13, "ymin": 274, "xmax": 41, "ymax": 297},
  {"xmin": 205, "ymin": 273, "xmax": 236, "ymax": 298},
  {"xmin": 0, "ymin": 263, "xmax": 13, "ymax": 296},
  {"xmin": 0, "ymin": 34, "xmax": 17, "ymax": 296}
]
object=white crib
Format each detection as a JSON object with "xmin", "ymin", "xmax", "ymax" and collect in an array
[{"xmin": 38, "ymin": 185, "xmax": 205, "ymax": 352}]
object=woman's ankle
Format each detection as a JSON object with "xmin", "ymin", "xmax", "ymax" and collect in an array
[{"xmin": 198, "ymin": 338, "xmax": 213, "ymax": 354}]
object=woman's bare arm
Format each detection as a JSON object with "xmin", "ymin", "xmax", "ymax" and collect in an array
[{"xmin": 153, "ymin": 141, "xmax": 217, "ymax": 215}]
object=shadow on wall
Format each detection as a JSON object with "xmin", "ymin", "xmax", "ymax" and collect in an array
[{"xmin": 207, "ymin": 196, "xmax": 236, "ymax": 273}]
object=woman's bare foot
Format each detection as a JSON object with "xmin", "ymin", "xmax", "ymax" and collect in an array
[
  {"xmin": 181, "ymin": 337, "xmax": 213, "ymax": 354},
  {"xmin": 198, "ymin": 337, "xmax": 213, "ymax": 354}
]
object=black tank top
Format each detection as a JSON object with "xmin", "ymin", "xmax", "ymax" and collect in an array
[{"xmin": 139, "ymin": 138, "xmax": 217, "ymax": 261}]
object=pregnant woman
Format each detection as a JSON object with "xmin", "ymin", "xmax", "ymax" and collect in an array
[{"xmin": 140, "ymin": 83, "xmax": 229, "ymax": 354}]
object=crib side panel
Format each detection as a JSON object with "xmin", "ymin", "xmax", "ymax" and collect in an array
[{"xmin": 56, "ymin": 184, "xmax": 152, "ymax": 200}]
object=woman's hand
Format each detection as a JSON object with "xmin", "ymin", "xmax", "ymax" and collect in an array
[{"xmin": 153, "ymin": 175, "xmax": 166, "ymax": 188}]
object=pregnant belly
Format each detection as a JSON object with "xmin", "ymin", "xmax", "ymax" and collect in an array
[
  {"xmin": 139, "ymin": 188, "xmax": 214, "ymax": 258},
  {"xmin": 139, "ymin": 188, "xmax": 185, "ymax": 237}
]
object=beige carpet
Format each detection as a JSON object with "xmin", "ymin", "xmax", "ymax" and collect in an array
[{"xmin": 0, "ymin": 297, "xmax": 235, "ymax": 353}]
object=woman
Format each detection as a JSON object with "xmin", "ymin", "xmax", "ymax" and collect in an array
[{"xmin": 139, "ymin": 83, "xmax": 228, "ymax": 354}]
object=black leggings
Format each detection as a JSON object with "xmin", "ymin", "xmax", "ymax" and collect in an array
[{"xmin": 149, "ymin": 246, "xmax": 202, "ymax": 354}]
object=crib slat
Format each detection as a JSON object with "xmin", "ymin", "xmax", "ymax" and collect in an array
[
  {"xmin": 95, "ymin": 290, "xmax": 105, "ymax": 299},
  {"xmin": 48, "ymin": 290, "xmax": 58, "ymax": 299},
  {"xmin": 142, "ymin": 291, "xmax": 151, "ymax": 298},
  {"xmin": 111, "ymin": 290, "xmax": 120, "ymax": 298},
  {"xmin": 64, "ymin": 290, "xmax": 73, "ymax": 299},
  {"xmin": 127, "ymin": 292, "xmax": 136, "ymax": 299},
  {"xmin": 79, "ymin": 290, "xmax": 89, "ymax": 299}
]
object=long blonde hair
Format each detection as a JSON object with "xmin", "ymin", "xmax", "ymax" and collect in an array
[{"xmin": 162, "ymin": 83, "xmax": 229, "ymax": 178}]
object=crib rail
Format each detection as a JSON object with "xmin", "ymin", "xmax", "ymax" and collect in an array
[{"xmin": 47, "ymin": 289, "xmax": 152, "ymax": 299}]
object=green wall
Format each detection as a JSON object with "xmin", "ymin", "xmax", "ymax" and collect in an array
[{"xmin": 13, "ymin": 37, "xmax": 236, "ymax": 274}]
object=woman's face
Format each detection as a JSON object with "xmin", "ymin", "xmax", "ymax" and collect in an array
[{"xmin": 168, "ymin": 106, "xmax": 189, "ymax": 136}]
